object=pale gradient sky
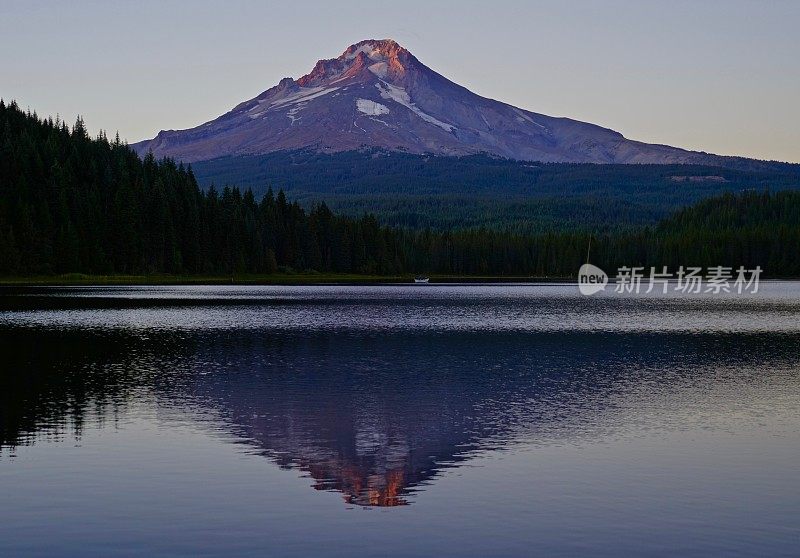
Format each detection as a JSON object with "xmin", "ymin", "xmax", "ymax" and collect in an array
[{"xmin": 2, "ymin": 0, "xmax": 798, "ymax": 162}]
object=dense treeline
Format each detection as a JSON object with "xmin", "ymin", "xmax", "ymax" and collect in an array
[
  {"xmin": 650, "ymin": 190, "xmax": 800, "ymax": 274},
  {"xmin": 0, "ymin": 101, "xmax": 403, "ymax": 275},
  {"xmin": 1, "ymin": 101, "xmax": 799, "ymax": 277},
  {"xmin": 192, "ymin": 149, "xmax": 800, "ymax": 231}
]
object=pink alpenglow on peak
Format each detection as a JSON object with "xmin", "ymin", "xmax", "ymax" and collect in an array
[{"xmin": 133, "ymin": 39, "xmax": 735, "ymax": 166}]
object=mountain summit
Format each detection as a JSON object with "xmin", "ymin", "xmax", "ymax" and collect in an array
[{"xmin": 133, "ymin": 39, "xmax": 724, "ymax": 164}]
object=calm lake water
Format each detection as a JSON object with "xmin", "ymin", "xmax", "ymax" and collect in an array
[{"xmin": 1, "ymin": 284, "xmax": 799, "ymax": 557}]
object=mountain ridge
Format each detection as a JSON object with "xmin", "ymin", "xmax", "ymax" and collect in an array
[{"xmin": 131, "ymin": 39, "xmax": 781, "ymax": 166}]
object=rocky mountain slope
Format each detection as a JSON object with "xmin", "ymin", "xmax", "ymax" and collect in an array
[{"xmin": 132, "ymin": 39, "xmax": 749, "ymax": 165}]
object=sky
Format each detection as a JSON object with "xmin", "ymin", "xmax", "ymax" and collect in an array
[{"xmin": 1, "ymin": 0, "xmax": 798, "ymax": 162}]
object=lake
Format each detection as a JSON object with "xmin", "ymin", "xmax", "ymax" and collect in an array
[{"xmin": 1, "ymin": 284, "xmax": 799, "ymax": 557}]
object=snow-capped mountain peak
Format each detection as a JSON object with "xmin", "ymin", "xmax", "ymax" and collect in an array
[
  {"xmin": 296, "ymin": 39, "xmax": 412, "ymax": 88},
  {"xmin": 133, "ymin": 39, "xmax": 730, "ymax": 166}
]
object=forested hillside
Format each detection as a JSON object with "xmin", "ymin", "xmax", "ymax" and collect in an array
[
  {"xmin": 1, "ymin": 101, "xmax": 798, "ymax": 277},
  {"xmin": 0, "ymin": 101, "xmax": 403, "ymax": 275},
  {"xmin": 192, "ymin": 150, "xmax": 800, "ymax": 232}
]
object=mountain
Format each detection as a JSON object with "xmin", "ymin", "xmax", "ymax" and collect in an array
[{"xmin": 132, "ymin": 39, "xmax": 748, "ymax": 165}]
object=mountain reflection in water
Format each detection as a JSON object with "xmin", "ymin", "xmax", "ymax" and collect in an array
[{"xmin": 3, "ymin": 322, "xmax": 798, "ymax": 508}]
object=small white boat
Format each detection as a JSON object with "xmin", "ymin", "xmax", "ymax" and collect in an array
[{"xmin": 414, "ymin": 276, "xmax": 430, "ymax": 283}]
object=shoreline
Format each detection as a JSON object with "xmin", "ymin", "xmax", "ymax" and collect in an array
[
  {"xmin": 1, "ymin": 274, "xmax": 796, "ymax": 287},
  {"xmin": 0, "ymin": 273, "xmax": 575, "ymax": 286}
]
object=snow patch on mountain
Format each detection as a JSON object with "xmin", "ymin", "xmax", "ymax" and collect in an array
[
  {"xmin": 513, "ymin": 108, "xmax": 545, "ymax": 129},
  {"xmin": 368, "ymin": 62, "xmax": 388, "ymax": 78},
  {"xmin": 287, "ymin": 104, "xmax": 305, "ymax": 124},
  {"xmin": 270, "ymin": 86, "xmax": 340, "ymax": 109},
  {"xmin": 356, "ymin": 99, "xmax": 390, "ymax": 116},
  {"xmin": 345, "ymin": 42, "xmax": 384, "ymax": 61},
  {"xmin": 247, "ymin": 86, "xmax": 341, "ymax": 119},
  {"xmin": 375, "ymin": 81, "xmax": 454, "ymax": 132}
]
